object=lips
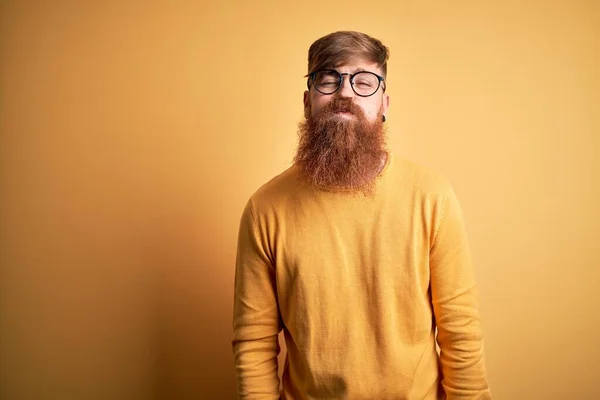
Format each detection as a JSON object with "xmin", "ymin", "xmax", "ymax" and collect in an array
[{"xmin": 327, "ymin": 97, "xmax": 361, "ymax": 116}]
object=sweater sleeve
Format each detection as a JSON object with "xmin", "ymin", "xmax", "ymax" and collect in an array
[
  {"xmin": 232, "ymin": 199, "xmax": 282, "ymax": 399},
  {"xmin": 429, "ymin": 187, "xmax": 491, "ymax": 399}
]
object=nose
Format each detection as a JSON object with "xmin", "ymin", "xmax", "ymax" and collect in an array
[{"xmin": 337, "ymin": 74, "xmax": 355, "ymax": 97}]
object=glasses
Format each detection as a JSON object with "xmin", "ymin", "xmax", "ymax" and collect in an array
[{"xmin": 307, "ymin": 69, "xmax": 386, "ymax": 97}]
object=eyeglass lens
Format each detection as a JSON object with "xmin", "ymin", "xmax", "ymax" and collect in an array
[{"xmin": 313, "ymin": 70, "xmax": 380, "ymax": 96}]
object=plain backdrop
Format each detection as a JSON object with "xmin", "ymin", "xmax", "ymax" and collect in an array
[{"xmin": 1, "ymin": 1, "xmax": 599, "ymax": 399}]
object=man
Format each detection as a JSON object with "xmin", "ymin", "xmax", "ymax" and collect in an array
[{"xmin": 232, "ymin": 31, "xmax": 491, "ymax": 399}]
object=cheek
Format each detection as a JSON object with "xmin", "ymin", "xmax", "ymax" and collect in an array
[
  {"xmin": 311, "ymin": 97, "xmax": 331, "ymax": 117},
  {"xmin": 363, "ymin": 100, "xmax": 384, "ymax": 120},
  {"xmin": 360, "ymin": 104, "xmax": 378, "ymax": 120}
]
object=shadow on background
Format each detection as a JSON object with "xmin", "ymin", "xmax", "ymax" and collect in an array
[{"xmin": 147, "ymin": 198, "xmax": 239, "ymax": 399}]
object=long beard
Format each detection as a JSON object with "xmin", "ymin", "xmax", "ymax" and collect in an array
[{"xmin": 294, "ymin": 96, "xmax": 387, "ymax": 196}]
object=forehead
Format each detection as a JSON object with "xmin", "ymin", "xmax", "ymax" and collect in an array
[{"xmin": 333, "ymin": 60, "xmax": 383, "ymax": 75}]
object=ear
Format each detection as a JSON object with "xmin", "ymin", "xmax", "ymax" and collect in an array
[
  {"xmin": 381, "ymin": 94, "xmax": 390, "ymax": 117},
  {"xmin": 303, "ymin": 90, "xmax": 310, "ymax": 118}
]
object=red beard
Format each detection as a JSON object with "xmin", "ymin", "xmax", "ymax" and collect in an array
[{"xmin": 294, "ymin": 96, "xmax": 387, "ymax": 196}]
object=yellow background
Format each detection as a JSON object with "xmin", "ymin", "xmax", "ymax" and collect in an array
[{"xmin": 1, "ymin": 1, "xmax": 598, "ymax": 399}]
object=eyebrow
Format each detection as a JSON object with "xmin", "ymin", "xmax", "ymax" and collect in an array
[
  {"xmin": 330, "ymin": 67, "xmax": 374, "ymax": 75},
  {"xmin": 331, "ymin": 65, "xmax": 367, "ymax": 73}
]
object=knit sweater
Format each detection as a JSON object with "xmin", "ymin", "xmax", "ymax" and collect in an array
[{"xmin": 232, "ymin": 153, "xmax": 491, "ymax": 399}]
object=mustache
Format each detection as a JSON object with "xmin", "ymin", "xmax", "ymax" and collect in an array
[{"xmin": 323, "ymin": 97, "xmax": 363, "ymax": 115}]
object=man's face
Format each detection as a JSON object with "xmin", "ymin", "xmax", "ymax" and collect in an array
[
  {"xmin": 294, "ymin": 60, "xmax": 391, "ymax": 196},
  {"xmin": 303, "ymin": 61, "xmax": 390, "ymax": 123}
]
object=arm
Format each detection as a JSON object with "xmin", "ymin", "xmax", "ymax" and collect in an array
[
  {"xmin": 232, "ymin": 199, "xmax": 282, "ymax": 399},
  {"xmin": 430, "ymin": 187, "xmax": 491, "ymax": 399}
]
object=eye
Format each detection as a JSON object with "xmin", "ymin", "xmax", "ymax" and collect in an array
[
  {"xmin": 354, "ymin": 79, "xmax": 374, "ymax": 88},
  {"xmin": 320, "ymin": 79, "xmax": 338, "ymax": 87},
  {"xmin": 314, "ymin": 71, "xmax": 340, "ymax": 88}
]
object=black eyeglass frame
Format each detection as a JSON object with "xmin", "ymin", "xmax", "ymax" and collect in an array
[{"xmin": 306, "ymin": 69, "xmax": 386, "ymax": 97}]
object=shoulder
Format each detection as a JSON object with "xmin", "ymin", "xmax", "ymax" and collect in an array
[
  {"xmin": 246, "ymin": 164, "xmax": 304, "ymax": 215},
  {"xmin": 390, "ymin": 155, "xmax": 454, "ymax": 198},
  {"xmin": 389, "ymin": 155, "xmax": 465, "ymax": 240}
]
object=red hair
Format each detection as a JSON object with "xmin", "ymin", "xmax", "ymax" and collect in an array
[{"xmin": 307, "ymin": 31, "xmax": 390, "ymax": 77}]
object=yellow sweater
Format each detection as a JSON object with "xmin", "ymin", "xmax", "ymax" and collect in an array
[{"xmin": 232, "ymin": 154, "xmax": 490, "ymax": 399}]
